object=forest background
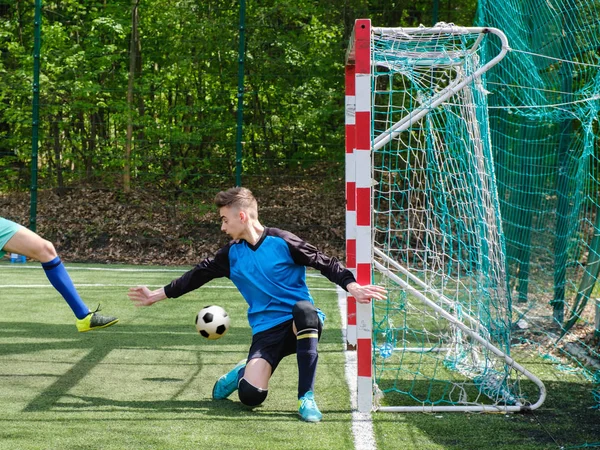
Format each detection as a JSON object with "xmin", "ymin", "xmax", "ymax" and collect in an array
[{"xmin": 0, "ymin": 0, "xmax": 477, "ymax": 264}]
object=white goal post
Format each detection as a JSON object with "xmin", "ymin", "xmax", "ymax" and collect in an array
[{"xmin": 344, "ymin": 19, "xmax": 547, "ymax": 413}]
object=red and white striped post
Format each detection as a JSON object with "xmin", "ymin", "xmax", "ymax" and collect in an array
[
  {"xmin": 345, "ymin": 60, "xmax": 357, "ymax": 350},
  {"xmin": 352, "ymin": 18, "xmax": 373, "ymax": 413}
]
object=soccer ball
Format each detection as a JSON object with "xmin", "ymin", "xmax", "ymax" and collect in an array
[{"xmin": 195, "ymin": 305, "xmax": 230, "ymax": 340}]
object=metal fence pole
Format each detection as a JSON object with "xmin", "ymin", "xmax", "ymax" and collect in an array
[
  {"xmin": 29, "ymin": 0, "xmax": 42, "ymax": 232},
  {"xmin": 235, "ymin": 0, "xmax": 246, "ymax": 187}
]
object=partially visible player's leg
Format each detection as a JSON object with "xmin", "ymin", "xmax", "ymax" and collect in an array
[
  {"xmin": 2, "ymin": 220, "xmax": 118, "ymax": 331},
  {"xmin": 214, "ymin": 320, "xmax": 290, "ymax": 406},
  {"xmin": 241, "ymin": 358, "xmax": 272, "ymax": 390},
  {"xmin": 2, "ymin": 221, "xmax": 56, "ymax": 263},
  {"xmin": 293, "ymin": 300, "xmax": 323, "ymax": 422},
  {"xmin": 237, "ymin": 358, "xmax": 271, "ymax": 406},
  {"xmin": 212, "ymin": 358, "xmax": 248, "ymax": 400},
  {"xmin": 212, "ymin": 357, "xmax": 271, "ymax": 404},
  {"xmin": 0, "ymin": 217, "xmax": 24, "ymax": 260},
  {"xmin": 213, "ymin": 355, "xmax": 273, "ymax": 404},
  {"xmin": 5, "ymin": 226, "xmax": 89, "ymax": 319}
]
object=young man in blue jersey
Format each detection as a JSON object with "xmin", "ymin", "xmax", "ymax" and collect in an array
[
  {"xmin": 0, "ymin": 217, "xmax": 119, "ymax": 332},
  {"xmin": 127, "ymin": 187, "xmax": 386, "ymax": 422}
]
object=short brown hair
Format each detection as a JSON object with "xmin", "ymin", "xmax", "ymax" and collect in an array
[{"xmin": 214, "ymin": 187, "xmax": 258, "ymax": 217}]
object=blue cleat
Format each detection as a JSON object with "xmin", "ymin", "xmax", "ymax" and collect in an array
[
  {"xmin": 212, "ymin": 359, "xmax": 246, "ymax": 400},
  {"xmin": 298, "ymin": 391, "xmax": 322, "ymax": 422}
]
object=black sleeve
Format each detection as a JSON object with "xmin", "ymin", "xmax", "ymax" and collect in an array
[
  {"xmin": 269, "ymin": 228, "xmax": 357, "ymax": 291},
  {"xmin": 163, "ymin": 244, "xmax": 231, "ymax": 298}
]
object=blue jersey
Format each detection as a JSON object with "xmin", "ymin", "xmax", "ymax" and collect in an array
[{"xmin": 164, "ymin": 227, "xmax": 356, "ymax": 334}]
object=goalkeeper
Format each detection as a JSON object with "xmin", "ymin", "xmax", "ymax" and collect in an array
[
  {"xmin": 0, "ymin": 217, "xmax": 119, "ymax": 332},
  {"xmin": 128, "ymin": 187, "xmax": 386, "ymax": 422}
]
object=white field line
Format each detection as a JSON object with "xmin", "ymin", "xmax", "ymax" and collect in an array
[
  {"xmin": 0, "ymin": 265, "xmax": 325, "ymax": 278},
  {"xmin": 0, "ymin": 283, "xmax": 338, "ymax": 291},
  {"xmin": 0, "ymin": 266, "xmax": 185, "ymax": 272},
  {"xmin": 0, "ymin": 265, "xmax": 330, "ymax": 289},
  {"xmin": 0, "ymin": 262, "xmax": 324, "ymax": 278},
  {"xmin": 337, "ymin": 286, "xmax": 376, "ymax": 450}
]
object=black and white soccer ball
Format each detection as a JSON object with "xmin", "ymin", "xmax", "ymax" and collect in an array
[{"xmin": 195, "ymin": 305, "xmax": 230, "ymax": 340}]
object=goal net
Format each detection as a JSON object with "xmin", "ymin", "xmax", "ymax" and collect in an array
[{"xmin": 345, "ymin": 20, "xmax": 546, "ymax": 412}]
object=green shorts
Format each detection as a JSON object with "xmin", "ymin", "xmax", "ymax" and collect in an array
[{"xmin": 0, "ymin": 217, "xmax": 23, "ymax": 258}]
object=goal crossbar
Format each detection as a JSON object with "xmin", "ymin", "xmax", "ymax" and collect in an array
[{"xmin": 372, "ymin": 26, "xmax": 510, "ymax": 151}]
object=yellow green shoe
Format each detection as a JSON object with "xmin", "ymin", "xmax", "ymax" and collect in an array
[{"xmin": 76, "ymin": 307, "xmax": 119, "ymax": 332}]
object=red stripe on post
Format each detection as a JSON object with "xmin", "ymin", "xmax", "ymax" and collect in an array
[
  {"xmin": 355, "ymin": 112, "xmax": 370, "ymax": 150},
  {"xmin": 356, "ymin": 262, "xmax": 371, "ymax": 285},
  {"xmin": 345, "ymin": 125, "xmax": 355, "ymax": 154},
  {"xmin": 345, "ymin": 66, "xmax": 356, "ymax": 95},
  {"xmin": 357, "ymin": 338, "xmax": 372, "ymax": 377},
  {"xmin": 347, "ymin": 296, "xmax": 357, "ymax": 325},
  {"xmin": 346, "ymin": 238, "xmax": 356, "ymax": 269},
  {"xmin": 346, "ymin": 182, "xmax": 356, "ymax": 212},
  {"xmin": 356, "ymin": 187, "xmax": 370, "ymax": 226},
  {"xmin": 354, "ymin": 20, "xmax": 371, "ymax": 75}
]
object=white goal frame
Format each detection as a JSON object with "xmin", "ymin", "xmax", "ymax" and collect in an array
[{"xmin": 344, "ymin": 19, "xmax": 547, "ymax": 413}]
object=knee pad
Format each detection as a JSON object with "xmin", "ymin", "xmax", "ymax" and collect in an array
[
  {"xmin": 292, "ymin": 301, "xmax": 319, "ymax": 331},
  {"xmin": 238, "ymin": 378, "xmax": 268, "ymax": 407}
]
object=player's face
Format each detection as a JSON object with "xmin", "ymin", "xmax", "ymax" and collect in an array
[{"xmin": 219, "ymin": 206, "xmax": 245, "ymax": 239}]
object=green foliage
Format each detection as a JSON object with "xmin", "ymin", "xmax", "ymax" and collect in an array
[{"xmin": 0, "ymin": 0, "xmax": 479, "ymax": 193}]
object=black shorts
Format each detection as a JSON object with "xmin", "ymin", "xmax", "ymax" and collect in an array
[{"xmin": 247, "ymin": 317, "xmax": 323, "ymax": 373}]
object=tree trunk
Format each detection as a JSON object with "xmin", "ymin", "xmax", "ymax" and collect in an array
[
  {"xmin": 124, "ymin": 0, "xmax": 140, "ymax": 193},
  {"xmin": 52, "ymin": 112, "xmax": 64, "ymax": 193}
]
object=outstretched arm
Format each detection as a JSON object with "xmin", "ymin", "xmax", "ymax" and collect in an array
[
  {"xmin": 275, "ymin": 228, "xmax": 388, "ymax": 302},
  {"xmin": 128, "ymin": 286, "xmax": 167, "ymax": 307},
  {"xmin": 346, "ymin": 282, "xmax": 387, "ymax": 304}
]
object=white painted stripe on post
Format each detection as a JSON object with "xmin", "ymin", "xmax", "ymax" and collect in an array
[
  {"xmin": 346, "ymin": 323, "xmax": 357, "ymax": 346},
  {"xmin": 345, "ymin": 152, "xmax": 356, "ymax": 181},
  {"xmin": 354, "ymin": 150, "xmax": 371, "ymax": 188},
  {"xmin": 356, "ymin": 226, "xmax": 371, "ymax": 264},
  {"xmin": 355, "ymin": 74, "xmax": 371, "ymax": 112},
  {"xmin": 346, "ymin": 211, "xmax": 357, "ymax": 239},
  {"xmin": 356, "ymin": 301, "xmax": 372, "ymax": 339},
  {"xmin": 337, "ymin": 287, "xmax": 376, "ymax": 450},
  {"xmin": 345, "ymin": 95, "xmax": 356, "ymax": 125},
  {"xmin": 357, "ymin": 375, "xmax": 373, "ymax": 413}
]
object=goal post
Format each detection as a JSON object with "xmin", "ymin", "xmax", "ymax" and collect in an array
[
  {"xmin": 345, "ymin": 19, "xmax": 374, "ymax": 411},
  {"xmin": 345, "ymin": 61, "xmax": 357, "ymax": 351},
  {"xmin": 345, "ymin": 19, "xmax": 547, "ymax": 413}
]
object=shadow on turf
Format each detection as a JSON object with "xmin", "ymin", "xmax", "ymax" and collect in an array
[
  {"xmin": 0, "ymin": 320, "xmax": 246, "ymax": 413},
  {"xmin": 371, "ymin": 377, "xmax": 600, "ymax": 449},
  {"xmin": 35, "ymin": 394, "xmax": 300, "ymax": 419},
  {"xmin": 0, "ymin": 320, "xmax": 343, "ymax": 416},
  {"xmin": 0, "ymin": 320, "xmax": 251, "ymax": 355}
]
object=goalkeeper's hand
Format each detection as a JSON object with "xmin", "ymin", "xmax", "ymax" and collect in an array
[
  {"xmin": 346, "ymin": 282, "xmax": 387, "ymax": 304},
  {"xmin": 128, "ymin": 285, "xmax": 167, "ymax": 307}
]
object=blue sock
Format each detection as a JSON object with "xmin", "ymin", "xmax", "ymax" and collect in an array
[
  {"xmin": 297, "ymin": 329, "xmax": 319, "ymax": 398},
  {"xmin": 42, "ymin": 256, "xmax": 89, "ymax": 319}
]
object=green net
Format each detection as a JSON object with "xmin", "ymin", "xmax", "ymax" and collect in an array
[
  {"xmin": 476, "ymin": 0, "xmax": 600, "ymax": 406},
  {"xmin": 369, "ymin": 25, "xmax": 543, "ymax": 410},
  {"xmin": 370, "ymin": 0, "xmax": 600, "ymax": 410}
]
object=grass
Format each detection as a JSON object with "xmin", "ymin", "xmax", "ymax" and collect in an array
[{"xmin": 0, "ymin": 262, "xmax": 599, "ymax": 449}]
